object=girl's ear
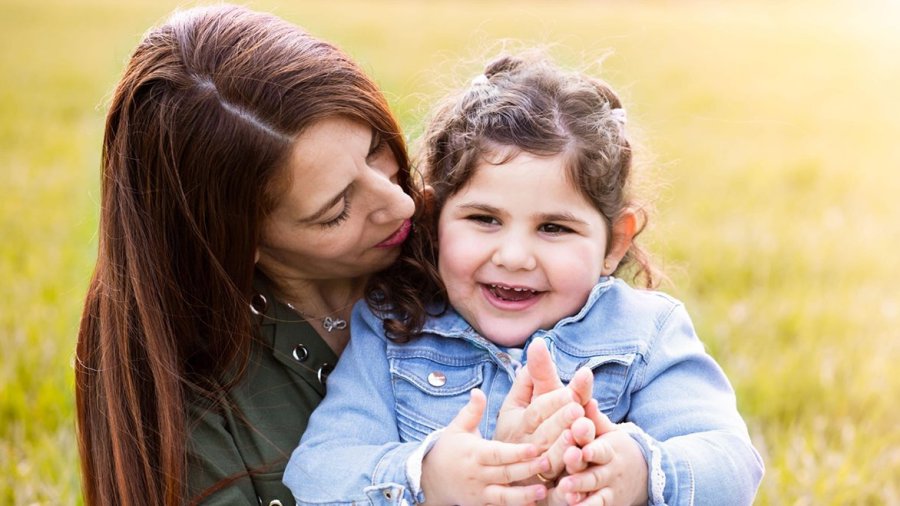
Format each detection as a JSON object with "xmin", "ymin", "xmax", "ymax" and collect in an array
[{"xmin": 602, "ymin": 210, "xmax": 637, "ymax": 275}]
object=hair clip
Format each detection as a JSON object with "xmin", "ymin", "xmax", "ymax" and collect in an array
[
  {"xmin": 610, "ymin": 108, "xmax": 627, "ymax": 125},
  {"xmin": 471, "ymin": 74, "xmax": 490, "ymax": 86}
]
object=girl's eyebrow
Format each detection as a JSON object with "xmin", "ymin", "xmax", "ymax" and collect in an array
[
  {"xmin": 300, "ymin": 187, "xmax": 349, "ymax": 223},
  {"xmin": 538, "ymin": 212, "xmax": 587, "ymax": 224},
  {"xmin": 456, "ymin": 202, "xmax": 501, "ymax": 214}
]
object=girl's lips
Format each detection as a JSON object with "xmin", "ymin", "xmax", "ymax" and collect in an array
[
  {"xmin": 480, "ymin": 283, "xmax": 543, "ymax": 312},
  {"xmin": 375, "ymin": 219, "xmax": 412, "ymax": 248}
]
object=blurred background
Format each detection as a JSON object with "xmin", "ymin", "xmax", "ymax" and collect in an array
[{"xmin": 1, "ymin": 0, "xmax": 898, "ymax": 503}]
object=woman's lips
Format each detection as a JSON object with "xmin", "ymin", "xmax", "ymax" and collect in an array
[{"xmin": 375, "ymin": 219, "xmax": 412, "ymax": 248}]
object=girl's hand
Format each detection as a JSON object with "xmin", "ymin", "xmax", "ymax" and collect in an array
[
  {"xmin": 421, "ymin": 389, "xmax": 550, "ymax": 505},
  {"xmin": 495, "ymin": 338, "xmax": 598, "ymax": 481},
  {"xmin": 557, "ymin": 426, "xmax": 648, "ymax": 506}
]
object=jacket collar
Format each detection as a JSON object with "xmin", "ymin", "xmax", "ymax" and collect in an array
[{"xmin": 419, "ymin": 277, "xmax": 616, "ymax": 345}]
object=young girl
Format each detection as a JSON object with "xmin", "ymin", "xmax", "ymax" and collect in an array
[{"xmin": 284, "ymin": 53, "xmax": 764, "ymax": 505}]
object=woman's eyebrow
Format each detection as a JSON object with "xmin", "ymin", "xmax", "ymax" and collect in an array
[{"xmin": 299, "ymin": 187, "xmax": 348, "ymax": 223}]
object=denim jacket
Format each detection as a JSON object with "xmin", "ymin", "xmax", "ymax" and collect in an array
[{"xmin": 284, "ymin": 278, "xmax": 764, "ymax": 505}]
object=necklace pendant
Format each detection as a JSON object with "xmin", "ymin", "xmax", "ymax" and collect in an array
[{"xmin": 322, "ymin": 316, "xmax": 347, "ymax": 332}]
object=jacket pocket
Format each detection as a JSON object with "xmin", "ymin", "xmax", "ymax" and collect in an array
[
  {"xmin": 389, "ymin": 356, "xmax": 485, "ymax": 442},
  {"xmin": 556, "ymin": 348, "xmax": 637, "ymax": 413}
]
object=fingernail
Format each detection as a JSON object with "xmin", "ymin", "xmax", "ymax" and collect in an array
[
  {"xmin": 534, "ymin": 485, "xmax": 547, "ymax": 500},
  {"xmin": 540, "ymin": 457, "xmax": 551, "ymax": 472}
]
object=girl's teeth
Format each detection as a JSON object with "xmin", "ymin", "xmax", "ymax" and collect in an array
[{"xmin": 489, "ymin": 284, "xmax": 536, "ymax": 294}]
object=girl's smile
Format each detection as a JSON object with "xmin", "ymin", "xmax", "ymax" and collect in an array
[{"xmin": 437, "ymin": 151, "xmax": 610, "ymax": 347}]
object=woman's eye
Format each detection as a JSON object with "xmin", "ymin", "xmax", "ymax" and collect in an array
[
  {"xmin": 466, "ymin": 214, "xmax": 499, "ymax": 226},
  {"xmin": 321, "ymin": 200, "xmax": 351, "ymax": 228},
  {"xmin": 367, "ymin": 131, "xmax": 388, "ymax": 161},
  {"xmin": 539, "ymin": 223, "xmax": 573, "ymax": 234}
]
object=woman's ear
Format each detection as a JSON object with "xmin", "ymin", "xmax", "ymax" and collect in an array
[
  {"xmin": 602, "ymin": 210, "xmax": 637, "ymax": 275},
  {"xmin": 254, "ymin": 248, "xmax": 261, "ymax": 264}
]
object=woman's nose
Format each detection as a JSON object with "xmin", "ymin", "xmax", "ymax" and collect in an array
[
  {"xmin": 491, "ymin": 235, "xmax": 537, "ymax": 271},
  {"xmin": 368, "ymin": 176, "xmax": 415, "ymax": 225}
]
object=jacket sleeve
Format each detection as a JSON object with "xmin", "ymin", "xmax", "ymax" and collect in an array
[
  {"xmin": 283, "ymin": 303, "xmax": 430, "ymax": 505},
  {"xmin": 623, "ymin": 303, "xmax": 764, "ymax": 505}
]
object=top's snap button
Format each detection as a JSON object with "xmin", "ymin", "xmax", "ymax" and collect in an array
[{"xmin": 427, "ymin": 371, "xmax": 446, "ymax": 387}]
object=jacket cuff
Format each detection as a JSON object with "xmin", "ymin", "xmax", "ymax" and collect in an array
[
  {"xmin": 619, "ymin": 422, "xmax": 668, "ymax": 505},
  {"xmin": 367, "ymin": 433, "xmax": 442, "ymax": 505},
  {"xmin": 405, "ymin": 428, "xmax": 444, "ymax": 503},
  {"xmin": 620, "ymin": 422, "xmax": 697, "ymax": 505}
]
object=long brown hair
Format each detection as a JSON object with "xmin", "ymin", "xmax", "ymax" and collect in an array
[
  {"xmin": 370, "ymin": 53, "xmax": 658, "ymax": 343},
  {"xmin": 76, "ymin": 5, "xmax": 410, "ymax": 504}
]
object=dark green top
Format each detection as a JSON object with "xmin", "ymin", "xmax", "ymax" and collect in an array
[{"xmin": 187, "ymin": 276, "xmax": 338, "ymax": 505}]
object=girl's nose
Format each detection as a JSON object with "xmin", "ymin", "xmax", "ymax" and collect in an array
[
  {"xmin": 369, "ymin": 175, "xmax": 415, "ymax": 225},
  {"xmin": 491, "ymin": 237, "xmax": 537, "ymax": 271}
]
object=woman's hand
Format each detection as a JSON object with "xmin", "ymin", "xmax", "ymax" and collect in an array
[
  {"xmin": 495, "ymin": 338, "xmax": 598, "ymax": 481},
  {"xmin": 421, "ymin": 389, "xmax": 550, "ymax": 505}
]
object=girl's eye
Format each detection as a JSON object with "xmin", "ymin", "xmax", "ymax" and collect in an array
[
  {"xmin": 466, "ymin": 214, "xmax": 499, "ymax": 226},
  {"xmin": 321, "ymin": 200, "xmax": 351, "ymax": 228},
  {"xmin": 539, "ymin": 223, "xmax": 573, "ymax": 234}
]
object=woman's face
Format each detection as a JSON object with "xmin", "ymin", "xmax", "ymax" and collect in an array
[{"xmin": 257, "ymin": 116, "xmax": 415, "ymax": 285}]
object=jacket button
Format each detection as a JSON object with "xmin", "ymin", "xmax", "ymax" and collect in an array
[
  {"xmin": 292, "ymin": 344, "xmax": 309, "ymax": 362},
  {"xmin": 497, "ymin": 352, "xmax": 511, "ymax": 365},
  {"xmin": 268, "ymin": 501, "xmax": 283, "ymax": 506},
  {"xmin": 427, "ymin": 371, "xmax": 446, "ymax": 387},
  {"xmin": 318, "ymin": 363, "xmax": 334, "ymax": 385},
  {"xmin": 383, "ymin": 489, "xmax": 394, "ymax": 500}
]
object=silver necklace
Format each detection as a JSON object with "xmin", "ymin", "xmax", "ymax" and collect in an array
[{"xmin": 284, "ymin": 301, "xmax": 351, "ymax": 333}]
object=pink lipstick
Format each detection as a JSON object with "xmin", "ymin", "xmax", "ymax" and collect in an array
[{"xmin": 375, "ymin": 219, "xmax": 412, "ymax": 248}]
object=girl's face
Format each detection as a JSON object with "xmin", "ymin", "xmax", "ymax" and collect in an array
[
  {"xmin": 437, "ymin": 152, "xmax": 609, "ymax": 347},
  {"xmin": 257, "ymin": 116, "xmax": 415, "ymax": 285}
]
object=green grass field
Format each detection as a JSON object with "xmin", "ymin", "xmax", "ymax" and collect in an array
[{"xmin": 2, "ymin": 0, "xmax": 898, "ymax": 503}]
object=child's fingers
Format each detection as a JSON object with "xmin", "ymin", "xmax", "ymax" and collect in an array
[
  {"xmin": 573, "ymin": 487, "xmax": 615, "ymax": 506},
  {"xmin": 475, "ymin": 439, "xmax": 540, "ymax": 465},
  {"xmin": 557, "ymin": 466, "xmax": 610, "ymax": 495},
  {"xmin": 564, "ymin": 491, "xmax": 589, "ymax": 506},
  {"xmin": 570, "ymin": 417, "xmax": 596, "ymax": 448},
  {"xmin": 563, "ymin": 441, "xmax": 587, "ymax": 475},
  {"xmin": 447, "ymin": 388, "xmax": 487, "ymax": 434},
  {"xmin": 581, "ymin": 439, "xmax": 614, "ymax": 466},
  {"xmin": 482, "ymin": 483, "xmax": 547, "ymax": 506}
]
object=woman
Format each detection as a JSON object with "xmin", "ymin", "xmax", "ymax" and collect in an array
[{"xmin": 76, "ymin": 5, "xmax": 417, "ymax": 504}]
